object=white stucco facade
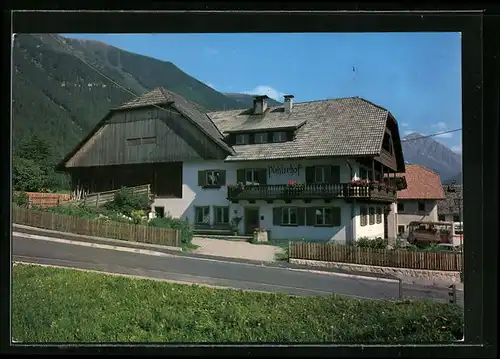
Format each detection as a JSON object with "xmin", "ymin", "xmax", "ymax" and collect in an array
[
  {"xmin": 153, "ymin": 158, "xmax": 389, "ymax": 242},
  {"xmin": 395, "ymin": 199, "xmax": 439, "ymax": 234}
]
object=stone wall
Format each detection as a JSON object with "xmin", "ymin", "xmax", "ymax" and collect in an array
[{"xmin": 289, "ymin": 258, "xmax": 461, "ymax": 283}]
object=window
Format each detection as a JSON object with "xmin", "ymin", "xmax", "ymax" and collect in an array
[
  {"xmin": 195, "ymin": 206, "xmax": 210, "ymax": 224},
  {"xmin": 360, "ymin": 207, "xmax": 368, "ymax": 226},
  {"xmin": 359, "ymin": 167, "xmax": 367, "ymax": 180},
  {"xmin": 382, "ymin": 132, "xmax": 393, "ymax": 154},
  {"xmin": 199, "ymin": 170, "xmax": 226, "ymax": 187},
  {"xmin": 369, "ymin": 207, "xmax": 375, "ymax": 225},
  {"xmin": 315, "ymin": 166, "xmax": 328, "ymax": 183},
  {"xmin": 235, "ymin": 134, "xmax": 250, "ymax": 145},
  {"xmin": 438, "ymin": 214, "xmax": 445, "ymax": 221},
  {"xmin": 154, "ymin": 206, "xmax": 165, "ymax": 218},
  {"xmin": 453, "ymin": 215, "xmax": 460, "ymax": 222},
  {"xmin": 141, "ymin": 136, "xmax": 157, "ymax": 145},
  {"xmin": 376, "ymin": 207, "xmax": 382, "ymax": 224},
  {"xmin": 126, "ymin": 137, "xmax": 141, "ymax": 146},
  {"xmin": 418, "ymin": 201, "xmax": 426, "ymax": 212},
  {"xmin": 206, "ymin": 170, "xmax": 221, "ymax": 186},
  {"xmin": 398, "ymin": 225, "xmax": 406, "ymax": 234},
  {"xmin": 397, "ymin": 203, "xmax": 405, "ymax": 212},
  {"xmin": 245, "ymin": 169, "xmax": 261, "ymax": 185},
  {"xmin": 281, "ymin": 207, "xmax": 298, "ymax": 225},
  {"xmin": 214, "ymin": 206, "xmax": 229, "ymax": 225},
  {"xmin": 147, "ymin": 110, "xmax": 159, "ymax": 120},
  {"xmin": 272, "ymin": 131, "xmax": 286, "ymax": 143},
  {"xmin": 254, "ymin": 132, "xmax": 268, "ymax": 144}
]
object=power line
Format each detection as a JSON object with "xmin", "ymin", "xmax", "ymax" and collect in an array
[{"xmin": 401, "ymin": 128, "xmax": 462, "ymax": 142}]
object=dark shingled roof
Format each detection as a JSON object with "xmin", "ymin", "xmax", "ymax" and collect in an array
[
  {"xmin": 438, "ymin": 184, "xmax": 463, "ymax": 215},
  {"xmin": 117, "ymin": 88, "xmax": 234, "ymax": 154},
  {"xmin": 207, "ymin": 97, "xmax": 401, "ymax": 163}
]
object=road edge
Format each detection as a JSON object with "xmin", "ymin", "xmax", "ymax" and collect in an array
[{"xmin": 13, "ymin": 231, "xmax": 400, "ymax": 284}]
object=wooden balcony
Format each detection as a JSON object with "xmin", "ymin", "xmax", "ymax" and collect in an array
[{"xmin": 227, "ymin": 183, "xmax": 397, "ymax": 203}]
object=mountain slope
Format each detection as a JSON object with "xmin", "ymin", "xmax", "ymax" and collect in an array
[
  {"xmin": 401, "ymin": 132, "xmax": 462, "ymax": 183},
  {"xmin": 12, "ymin": 34, "xmax": 244, "ymax": 160},
  {"xmin": 224, "ymin": 92, "xmax": 282, "ymax": 108}
]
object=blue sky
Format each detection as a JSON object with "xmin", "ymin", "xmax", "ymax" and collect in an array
[{"xmin": 63, "ymin": 32, "xmax": 462, "ymax": 153}]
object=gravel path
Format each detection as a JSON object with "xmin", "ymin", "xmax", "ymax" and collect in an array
[{"xmin": 191, "ymin": 237, "xmax": 283, "ymax": 262}]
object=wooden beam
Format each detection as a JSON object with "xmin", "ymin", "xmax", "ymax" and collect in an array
[{"xmin": 371, "ymin": 158, "xmax": 375, "ymax": 181}]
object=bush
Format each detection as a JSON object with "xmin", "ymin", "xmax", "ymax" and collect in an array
[
  {"xmin": 47, "ymin": 203, "xmax": 105, "ymax": 220},
  {"xmin": 356, "ymin": 236, "xmax": 388, "ymax": 249},
  {"xmin": 149, "ymin": 216, "xmax": 193, "ymax": 246},
  {"xmin": 13, "ymin": 192, "xmax": 30, "ymax": 208},
  {"xmin": 105, "ymin": 187, "xmax": 152, "ymax": 217}
]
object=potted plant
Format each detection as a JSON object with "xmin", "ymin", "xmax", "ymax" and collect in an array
[
  {"xmin": 230, "ymin": 214, "xmax": 242, "ymax": 236},
  {"xmin": 252, "ymin": 227, "xmax": 268, "ymax": 243}
]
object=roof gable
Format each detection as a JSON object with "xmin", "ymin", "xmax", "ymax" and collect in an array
[{"xmin": 397, "ymin": 164, "xmax": 446, "ymax": 200}]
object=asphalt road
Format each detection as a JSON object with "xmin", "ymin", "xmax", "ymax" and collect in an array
[{"xmin": 12, "ymin": 235, "xmax": 462, "ymax": 304}]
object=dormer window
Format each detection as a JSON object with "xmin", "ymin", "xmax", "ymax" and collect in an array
[
  {"xmin": 272, "ymin": 131, "xmax": 287, "ymax": 143},
  {"xmin": 235, "ymin": 134, "xmax": 250, "ymax": 145},
  {"xmin": 254, "ymin": 132, "xmax": 268, "ymax": 144}
]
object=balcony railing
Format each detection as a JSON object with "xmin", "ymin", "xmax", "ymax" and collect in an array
[{"xmin": 227, "ymin": 183, "xmax": 397, "ymax": 202}]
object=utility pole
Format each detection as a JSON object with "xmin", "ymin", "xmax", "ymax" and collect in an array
[{"xmin": 447, "ymin": 180, "xmax": 463, "ymax": 282}]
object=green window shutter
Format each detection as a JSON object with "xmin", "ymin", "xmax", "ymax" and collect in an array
[
  {"xmin": 306, "ymin": 207, "xmax": 315, "ymax": 226},
  {"xmin": 258, "ymin": 168, "xmax": 267, "ymax": 185},
  {"xmin": 332, "ymin": 207, "xmax": 341, "ymax": 226},
  {"xmin": 218, "ymin": 170, "xmax": 226, "ymax": 185},
  {"xmin": 273, "ymin": 207, "xmax": 282, "ymax": 226},
  {"xmin": 330, "ymin": 166, "xmax": 341, "ymax": 184},
  {"xmin": 236, "ymin": 169, "xmax": 245, "ymax": 183},
  {"xmin": 198, "ymin": 171, "xmax": 206, "ymax": 186},
  {"xmin": 305, "ymin": 166, "xmax": 315, "ymax": 184},
  {"xmin": 297, "ymin": 207, "xmax": 306, "ymax": 226}
]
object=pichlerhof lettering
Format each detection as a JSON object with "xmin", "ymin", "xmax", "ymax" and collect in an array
[{"xmin": 268, "ymin": 164, "xmax": 301, "ymax": 178}]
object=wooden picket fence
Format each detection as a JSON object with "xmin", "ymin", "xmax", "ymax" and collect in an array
[
  {"xmin": 81, "ymin": 184, "xmax": 151, "ymax": 208},
  {"xmin": 289, "ymin": 242, "xmax": 462, "ymax": 271},
  {"xmin": 13, "ymin": 206, "xmax": 180, "ymax": 247}
]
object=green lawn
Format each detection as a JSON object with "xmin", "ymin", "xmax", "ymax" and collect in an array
[{"xmin": 12, "ymin": 264, "xmax": 463, "ymax": 343}]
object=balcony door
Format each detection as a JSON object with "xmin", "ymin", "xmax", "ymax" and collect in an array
[{"xmin": 244, "ymin": 207, "xmax": 260, "ymax": 235}]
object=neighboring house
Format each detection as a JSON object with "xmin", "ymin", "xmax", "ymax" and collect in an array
[
  {"xmin": 56, "ymin": 88, "xmax": 407, "ymax": 243},
  {"xmin": 437, "ymin": 184, "xmax": 463, "ymax": 223},
  {"xmin": 393, "ymin": 164, "xmax": 445, "ymax": 236}
]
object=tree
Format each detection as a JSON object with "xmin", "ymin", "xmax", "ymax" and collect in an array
[{"xmin": 12, "ymin": 155, "xmax": 46, "ymax": 192}]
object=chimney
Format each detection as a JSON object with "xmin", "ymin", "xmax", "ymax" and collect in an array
[
  {"xmin": 283, "ymin": 94, "xmax": 294, "ymax": 113},
  {"xmin": 253, "ymin": 95, "xmax": 269, "ymax": 115}
]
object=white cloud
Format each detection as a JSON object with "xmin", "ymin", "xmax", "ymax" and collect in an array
[
  {"xmin": 431, "ymin": 121, "xmax": 453, "ymax": 139},
  {"xmin": 403, "ymin": 130, "xmax": 415, "ymax": 136},
  {"xmin": 206, "ymin": 82, "xmax": 216, "ymax": 89},
  {"xmin": 205, "ymin": 48, "xmax": 219, "ymax": 56},
  {"xmin": 401, "ymin": 122, "xmax": 409, "ymax": 128},
  {"xmin": 451, "ymin": 145, "xmax": 462, "ymax": 154},
  {"xmin": 243, "ymin": 85, "xmax": 284, "ymax": 101},
  {"xmin": 435, "ymin": 132, "xmax": 453, "ymax": 139},
  {"xmin": 432, "ymin": 121, "xmax": 448, "ymax": 130}
]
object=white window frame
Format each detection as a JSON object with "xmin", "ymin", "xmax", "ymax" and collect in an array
[
  {"xmin": 195, "ymin": 206, "xmax": 210, "ymax": 224},
  {"xmin": 245, "ymin": 169, "xmax": 260, "ymax": 185},
  {"xmin": 214, "ymin": 207, "xmax": 229, "ymax": 225},
  {"xmin": 272, "ymin": 131, "xmax": 286, "ymax": 143},
  {"xmin": 254, "ymin": 132, "xmax": 268, "ymax": 144},
  {"xmin": 206, "ymin": 170, "xmax": 220, "ymax": 186},
  {"xmin": 315, "ymin": 207, "xmax": 332, "ymax": 226},
  {"xmin": 281, "ymin": 207, "xmax": 298, "ymax": 225},
  {"xmin": 315, "ymin": 166, "xmax": 328, "ymax": 183},
  {"xmin": 235, "ymin": 134, "xmax": 249, "ymax": 145}
]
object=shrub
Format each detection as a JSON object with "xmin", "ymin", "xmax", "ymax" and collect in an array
[
  {"xmin": 356, "ymin": 236, "xmax": 388, "ymax": 249},
  {"xmin": 47, "ymin": 203, "xmax": 104, "ymax": 220},
  {"xmin": 105, "ymin": 187, "xmax": 152, "ymax": 217},
  {"xmin": 149, "ymin": 216, "xmax": 193, "ymax": 246},
  {"xmin": 13, "ymin": 192, "xmax": 30, "ymax": 208}
]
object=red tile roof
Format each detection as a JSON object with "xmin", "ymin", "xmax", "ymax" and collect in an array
[{"xmin": 397, "ymin": 164, "xmax": 445, "ymax": 200}]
